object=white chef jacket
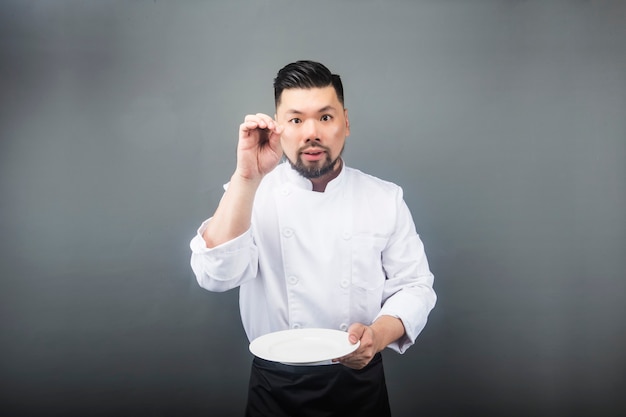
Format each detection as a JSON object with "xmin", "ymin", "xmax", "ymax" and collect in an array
[{"xmin": 190, "ymin": 161, "xmax": 436, "ymax": 354}]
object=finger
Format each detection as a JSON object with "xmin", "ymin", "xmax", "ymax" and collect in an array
[
  {"xmin": 241, "ymin": 117, "xmax": 281, "ymax": 136},
  {"xmin": 257, "ymin": 115, "xmax": 284, "ymax": 135},
  {"xmin": 255, "ymin": 113, "xmax": 275, "ymax": 125},
  {"xmin": 240, "ymin": 121, "xmax": 270, "ymax": 137},
  {"xmin": 241, "ymin": 116, "xmax": 266, "ymax": 129},
  {"xmin": 244, "ymin": 113, "xmax": 272, "ymax": 122},
  {"xmin": 347, "ymin": 323, "xmax": 367, "ymax": 344},
  {"xmin": 336, "ymin": 354, "xmax": 368, "ymax": 370},
  {"xmin": 242, "ymin": 115, "xmax": 266, "ymax": 130},
  {"xmin": 243, "ymin": 113, "xmax": 275, "ymax": 130},
  {"xmin": 239, "ymin": 122, "xmax": 260, "ymax": 138}
]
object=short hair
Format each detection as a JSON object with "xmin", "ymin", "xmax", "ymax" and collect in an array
[{"xmin": 273, "ymin": 60, "xmax": 344, "ymax": 107}]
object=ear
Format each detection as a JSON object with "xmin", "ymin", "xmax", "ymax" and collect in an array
[{"xmin": 344, "ymin": 108, "xmax": 350, "ymax": 137}]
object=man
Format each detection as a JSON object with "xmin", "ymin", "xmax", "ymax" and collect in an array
[{"xmin": 190, "ymin": 60, "xmax": 436, "ymax": 416}]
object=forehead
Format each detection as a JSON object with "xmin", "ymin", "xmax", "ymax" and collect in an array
[{"xmin": 276, "ymin": 86, "xmax": 342, "ymax": 114}]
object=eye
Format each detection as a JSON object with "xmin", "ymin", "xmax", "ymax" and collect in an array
[
  {"xmin": 321, "ymin": 114, "xmax": 333, "ymax": 122},
  {"xmin": 289, "ymin": 118, "xmax": 302, "ymax": 124}
]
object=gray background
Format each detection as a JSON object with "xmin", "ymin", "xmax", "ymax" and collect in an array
[{"xmin": 1, "ymin": 1, "xmax": 625, "ymax": 416}]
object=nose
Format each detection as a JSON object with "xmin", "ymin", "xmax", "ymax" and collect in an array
[{"xmin": 302, "ymin": 119, "xmax": 320, "ymax": 143}]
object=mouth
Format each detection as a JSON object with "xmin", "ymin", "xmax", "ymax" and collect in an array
[{"xmin": 300, "ymin": 148, "xmax": 326, "ymax": 162}]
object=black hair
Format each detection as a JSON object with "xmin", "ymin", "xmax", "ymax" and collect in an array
[{"xmin": 273, "ymin": 60, "xmax": 344, "ymax": 107}]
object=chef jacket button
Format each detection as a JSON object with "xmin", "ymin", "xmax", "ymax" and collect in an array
[
  {"xmin": 292, "ymin": 323, "xmax": 301, "ymax": 329},
  {"xmin": 340, "ymin": 279, "xmax": 349, "ymax": 288},
  {"xmin": 339, "ymin": 323, "xmax": 348, "ymax": 331},
  {"xmin": 282, "ymin": 228, "xmax": 294, "ymax": 238},
  {"xmin": 288, "ymin": 276, "xmax": 299, "ymax": 285},
  {"xmin": 342, "ymin": 232, "xmax": 351, "ymax": 240},
  {"xmin": 280, "ymin": 187, "xmax": 290, "ymax": 196}
]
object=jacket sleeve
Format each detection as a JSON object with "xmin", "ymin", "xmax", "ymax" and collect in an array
[
  {"xmin": 375, "ymin": 188, "xmax": 437, "ymax": 353},
  {"xmin": 189, "ymin": 218, "xmax": 259, "ymax": 292}
]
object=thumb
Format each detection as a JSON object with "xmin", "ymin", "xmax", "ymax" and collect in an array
[
  {"xmin": 347, "ymin": 323, "xmax": 367, "ymax": 345},
  {"xmin": 268, "ymin": 125, "xmax": 284, "ymax": 149}
]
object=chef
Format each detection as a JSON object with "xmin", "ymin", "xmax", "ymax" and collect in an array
[{"xmin": 190, "ymin": 60, "xmax": 436, "ymax": 417}]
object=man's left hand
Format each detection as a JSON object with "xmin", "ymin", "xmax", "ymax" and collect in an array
[
  {"xmin": 334, "ymin": 316, "xmax": 405, "ymax": 369},
  {"xmin": 334, "ymin": 323, "xmax": 378, "ymax": 369}
]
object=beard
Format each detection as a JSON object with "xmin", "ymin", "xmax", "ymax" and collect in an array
[{"xmin": 286, "ymin": 144, "xmax": 343, "ymax": 179}]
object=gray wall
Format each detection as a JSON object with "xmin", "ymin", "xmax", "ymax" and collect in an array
[{"xmin": 1, "ymin": 1, "xmax": 625, "ymax": 416}]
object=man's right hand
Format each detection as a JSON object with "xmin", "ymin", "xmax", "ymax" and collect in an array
[
  {"xmin": 236, "ymin": 113, "xmax": 284, "ymax": 181},
  {"xmin": 202, "ymin": 113, "xmax": 283, "ymax": 248}
]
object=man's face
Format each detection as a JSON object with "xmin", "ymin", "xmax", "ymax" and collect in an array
[{"xmin": 275, "ymin": 86, "xmax": 350, "ymax": 179}]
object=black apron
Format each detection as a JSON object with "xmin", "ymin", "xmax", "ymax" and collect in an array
[{"xmin": 245, "ymin": 352, "xmax": 391, "ymax": 417}]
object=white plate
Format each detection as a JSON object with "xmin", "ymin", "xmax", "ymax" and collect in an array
[{"xmin": 249, "ymin": 328, "xmax": 360, "ymax": 364}]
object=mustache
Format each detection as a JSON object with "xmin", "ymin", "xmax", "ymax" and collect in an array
[{"xmin": 299, "ymin": 144, "xmax": 330, "ymax": 153}]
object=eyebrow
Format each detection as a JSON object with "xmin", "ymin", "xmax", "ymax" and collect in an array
[{"xmin": 285, "ymin": 105, "xmax": 338, "ymax": 115}]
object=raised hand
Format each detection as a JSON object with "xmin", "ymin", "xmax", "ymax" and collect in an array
[
  {"xmin": 236, "ymin": 113, "xmax": 284, "ymax": 181},
  {"xmin": 201, "ymin": 113, "xmax": 283, "ymax": 248}
]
